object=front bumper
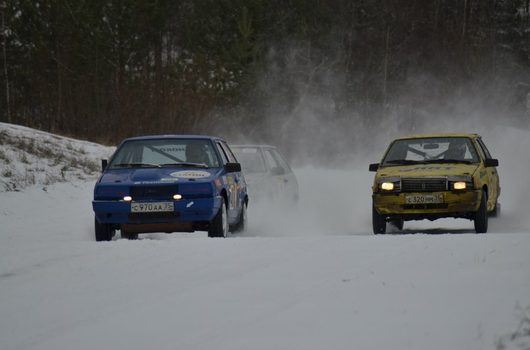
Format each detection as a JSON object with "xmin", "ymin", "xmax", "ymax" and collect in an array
[
  {"xmin": 93, "ymin": 196, "xmax": 221, "ymax": 225},
  {"xmin": 373, "ymin": 190, "xmax": 482, "ymax": 220}
]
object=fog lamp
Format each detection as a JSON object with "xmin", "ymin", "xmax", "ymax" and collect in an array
[
  {"xmin": 123, "ymin": 196, "xmax": 132, "ymax": 202},
  {"xmin": 173, "ymin": 194, "xmax": 183, "ymax": 200}
]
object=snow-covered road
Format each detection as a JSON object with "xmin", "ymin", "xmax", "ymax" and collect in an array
[{"xmin": 1, "ymin": 167, "xmax": 529, "ymax": 350}]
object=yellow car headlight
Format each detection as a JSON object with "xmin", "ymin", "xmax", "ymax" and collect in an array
[
  {"xmin": 381, "ymin": 182, "xmax": 395, "ymax": 191},
  {"xmin": 453, "ymin": 181, "xmax": 466, "ymax": 190},
  {"xmin": 449, "ymin": 176, "xmax": 474, "ymax": 191}
]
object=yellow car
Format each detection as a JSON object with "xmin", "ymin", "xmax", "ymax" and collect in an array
[{"xmin": 369, "ymin": 133, "xmax": 500, "ymax": 234}]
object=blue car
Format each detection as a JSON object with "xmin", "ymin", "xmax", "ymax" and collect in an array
[{"xmin": 92, "ymin": 135, "xmax": 248, "ymax": 240}]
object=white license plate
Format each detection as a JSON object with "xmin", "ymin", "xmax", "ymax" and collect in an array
[
  {"xmin": 405, "ymin": 194, "xmax": 444, "ymax": 204},
  {"xmin": 130, "ymin": 201, "xmax": 174, "ymax": 213}
]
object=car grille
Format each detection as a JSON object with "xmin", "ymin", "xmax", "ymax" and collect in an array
[
  {"xmin": 130, "ymin": 185, "xmax": 179, "ymax": 200},
  {"xmin": 401, "ymin": 178, "xmax": 447, "ymax": 192}
]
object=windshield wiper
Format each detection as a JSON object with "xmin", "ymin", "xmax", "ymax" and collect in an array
[
  {"xmin": 384, "ymin": 160, "xmax": 422, "ymax": 165},
  {"xmin": 160, "ymin": 162, "xmax": 208, "ymax": 168},
  {"xmin": 112, "ymin": 163, "xmax": 161, "ymax": 168}
]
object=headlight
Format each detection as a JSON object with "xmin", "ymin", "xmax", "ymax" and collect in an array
[
  {"xmin": 381, "ymin": 182, "xmax": 394, "ymax": 191},
  {"xmin": 123, "ymin": 196, "xmax": 132, "ymax": 201},
  {"xmin": 448, "ymin": 176, "xmax": 473, "ymax": 191},
  {"xmin": 453, "ymin": 182, "xmax": 466, "ymax": 190},
  {"xmin": 173, "ymin": 194, "xmax": 183, "ymax": 200},
  {"xmin": 377, "ymin": 178, "xmax": 401, "ymax": 192}
]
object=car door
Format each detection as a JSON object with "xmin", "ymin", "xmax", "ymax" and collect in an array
[
  {"xmin": 262, "ymin": 148, "xmax": 291, "ymax": 200},
  {"xmin": 270, "ymin": 148, "xmax": 299, "ymax": 201},
  {"xmin": 475, "ymin": 138, "xmax": 500, "ymax": 208},
  {"xmin": 216, "ymin": 141, "xmax": 244, "ymax": 221}
]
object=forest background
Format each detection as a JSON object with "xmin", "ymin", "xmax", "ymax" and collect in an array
[{"xmin": 1, "ymin": 0, "xmax": 529, "ymax": 163}]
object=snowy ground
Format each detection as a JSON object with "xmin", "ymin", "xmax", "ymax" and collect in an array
[{"xmin": 1, "ymin": 123, "xmax": 529, "ymax": 350}]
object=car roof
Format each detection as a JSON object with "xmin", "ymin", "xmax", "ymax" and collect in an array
[
  {"xmin": 121, "ymin": 134, "xmax": 226, "ymax": 142},
  {"xmin": 395, "ymin": 133, "xmax": 480, "ymax": 140},
  {"xmin": 230, "ymin": 144, "xmax": 277, "ymax": 149}
]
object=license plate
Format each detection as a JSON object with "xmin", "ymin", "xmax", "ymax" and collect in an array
[
  {"xmin": 405, "ymin": 194, "xmax": 444, "ymax": 204},
  {"xmin": 130, "ymin": 201, "xmax": 174, "ymax": 213}
]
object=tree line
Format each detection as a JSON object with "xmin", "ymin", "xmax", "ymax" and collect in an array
[{"xmin": 1, "ymin": 0, "xmax": 529, "ymax": 149}]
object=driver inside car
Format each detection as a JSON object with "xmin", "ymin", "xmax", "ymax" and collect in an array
[
  {"xmin": 444, "ymin": 141, "xmax": 467, "ymax": 160},
  {"xmin": 185, "ymin": 144, "xmax": 209, "ymax": 165}
]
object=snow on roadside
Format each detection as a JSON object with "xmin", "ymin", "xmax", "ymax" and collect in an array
[{"xmin": 0, "ymin": 122, "xmax": 114, "ymax": 192}]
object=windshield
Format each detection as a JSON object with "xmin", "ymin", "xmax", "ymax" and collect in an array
[
  {"xmin": 108, "ymin": 139, "xmax": 221, "ymax": 169},
  {"xmin": 382, "ymin": 137, "xmax": 479, "ymax": 166},
  {"xmin": 231, "ymin": 147, "xmax": 267, "ymax": 174}
]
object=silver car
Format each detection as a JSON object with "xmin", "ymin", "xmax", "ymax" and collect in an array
[{"xmin": 231, "ymin": 145, "xmax": 299, "ymax": 203}]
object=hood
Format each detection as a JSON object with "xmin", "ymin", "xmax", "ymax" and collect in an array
[
  {"xmin": 377, "ymin": 163, "xmax": 479, "ymax": 178},
  {"xmin": 99, "ymin": 167, "xmax": 221, "ymax": 185}
]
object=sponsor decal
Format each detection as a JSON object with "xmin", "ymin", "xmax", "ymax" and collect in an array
[
  {"xmin": 156, "ymin": 146, "xmax": 185, "ymax": 153},
  {"xmin": 170, "ymin": 170, "xmax": 211, "ymax": 179},
  {"xmin": 134, "ymin": 180, "xmax": 177, "ymax": 185}
]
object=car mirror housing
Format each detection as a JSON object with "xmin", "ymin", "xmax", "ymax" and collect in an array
[
  {"xmin": 484, "ymin": 158, "xmax": 499, "ymax": 167},
  {"xmin": 224, "ymin": 162, "xmax": 241, "ymax": 173},
  {"xmin": 369, "ymin": 163, "xmax": 379, "ymax": 172},
  {"xmin": 101, "ymin": 159, "xmax": 108, "ymax": 172}
]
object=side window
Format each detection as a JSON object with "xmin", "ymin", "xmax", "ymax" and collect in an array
[
  {"xmin": 264, "ymin": 149, "xmax": 281, "ymax": 171},
  {"xmin": 271, "ymin": 149, "xmax": 292, "ymax": 173},
  {"xmin": 221, "ymin": 142, "xmax": 238, "ymax": 163},
  {"xmin": 477, "ymin": 138, "xmax": 492, "ymax": 159},
  {"xmin": 216, "ymin": 142, "xmax": 230, "ymax": 164}
]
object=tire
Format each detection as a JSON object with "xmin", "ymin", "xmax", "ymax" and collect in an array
[
  {"xmin": 95, "ymin": 216, "xmax": 114, "ymax": 241},
  {"xmin": 372, "ymin": 204, "xmax": 386, "ymax": 235},
  {"xmin": 474, "ymin": 190, "xmax": 488, "ymax": 233},
  {"xmin": 391, "ymin": 219, "xmax": 404, "ymax": 231},
  {"xmin": 232, "ymin": 201, "xmax": 247, "ymax": 233},
  {"xmin": 208, "ymin": 199, "xmax": 229, "ymax": 238}
]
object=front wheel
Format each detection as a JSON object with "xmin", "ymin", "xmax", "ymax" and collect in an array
[
  {"xmin": 372, "ymin": 204, "xmax": 386, "ymax": 235},
  {"xmin": 208, "ymin": 200, "xmax": 229, "ymax": 238},
  {"xmin": 95, "ymin": 216, "xmax": 114, "ymax": 241},
  {"xmin": 474, "ymin": 190, "xmax": 488, "ymax": 233}
]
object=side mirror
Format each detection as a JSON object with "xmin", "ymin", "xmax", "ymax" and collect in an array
[
  {"xmin": 224, "ymin": 162, "xmax": 241, "ymax": 173},
  {"xmin": 101, "ymin": 159, "xmax": 108, "ymax": 172},
  {"xmin": 369, "ymin": 163, "xmax": 379, "ymax": 172},
  {"xmin": 270, "ymin": 167, "xmax": 285, "ymax": 175},
  {"xmin": 484, "ymin": 158, "xmax": 499, "ymax": 167}
]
